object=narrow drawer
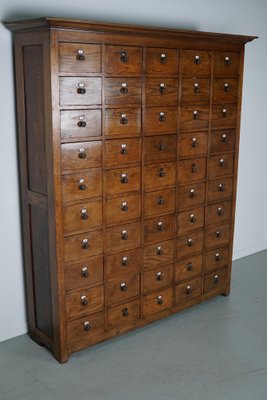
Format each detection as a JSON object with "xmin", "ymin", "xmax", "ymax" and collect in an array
[
  {"xmin": 105, "ymin": 248, "xmax": 141, "ymax": 281},
  {"xmin": 180, "ymin": 105, "xmax": 209, "ymax": 131},
  {"xmin": 178, "ymin": 157, "xmax": 206, "ymax": 184},
  {"xmin": 105, "ymin": 45, "xmax": 142, "ymax": 75},
  {"xmin": 145, "ymin": 78, "xmax": 178, "ymax": 106},
  {"xmin": 59, "ymin": 43, "xmax": 101, "ymax": 73},
  {"xmin": 176, "ymin": 230, "xmax": 204, "ymax": 260},
  {"xmin": 144, "ymin": 239, "xmax": 174, "ymax": 270},
  {"xmin": 181, "ymin": 78, "xmax": 210, "ymax": 104},
  {"xmin": 106, "ymin": 273, "xmax": 140, "ymax": 306},
  {"xmin": 210, "ymin": 129, "xmax": 236, "ymax": 153},
  {"xmin": 105, "ymin": 193, "xmax": 141, "ymax": 227},
  {"xmin": 179, "ymin": 132, "xmax": 208, "ymax": 158},
  {"xmin": 177, "ymin": 182, "xmax": 205, "ymax": 210},
  {"xmin": 105, "ymin": 166, "xmax": 140, "ymax": 195},
  {"xmin": 66, "ymin": 285, "xmax": 104, "ymax": 320},
  {"xmin": 59, "ymin": 77, "xmax": 101, "ymax": 106},
  {"xmin": 205, "ymin": 223, "xmax": 231, "ymax": 249},
  {"xmin": 177, "ymin": 206, "xmax": 204, "ymax": 236},
  {"xmin": 143, "ymin": 287, "xmax": 173, "ymax": 317},
  {"xmin": 207, "ymin": 177, "xmax": 233, "ymax": 203},
  {"xmin": 107, "ymin": 299, "xmax": 140, "ymax": 329},
  {"xmin": 144, "ymin": 162, "xmax": 176, "ymax": 190},
  {"xmin": 175, "ymin": 277, "xmax": 202, "ymax": 303},
  {"xmin": 204, "ymin": 246, "xmax": 229, "ymax": 274},
  {"xmin": 60, "ymin": 109, "xmax": 101, "ymax": 140},
  {"xmin": 144, "ymin": 188, "xmax": 175, "ymax": 218},
  {"xmin": 213, "ymin": 52, "xmax": 240, "ymax": 77},
  {"xmin": 105, "ymin": 108, "xmax": 141, "ymax": 137},
  {"xmin": 64, "ymin": 230, "xmax": 103, "ymax": 263},
  {"xmin": 144, "ymin": 264, "xmax": 173, "ymax": 294},
  {"xmin": 105, "ymin": 78, "xmax": 141, "ymax": 104},
  {"xmin": 65, "ymin": 256, "xmax": 103, "ymax": 292},
  {"xmin": 63, "ymin": 198, "xmax": 102, "ymax": 235},
  {"xmin": 61, "ymin": 141, "xmax": 102, "ymax": 171},
  {"xmin": 143, "ymin": 107, "xmax": 177, "ymax": 135},
  {"xmin": 62, "ymin": 169, "xmax": 102, "ymax": 203},
  {"xmin": 105, "ymin": 138, "xmax": 141, "ymax": 167},
  {"xmin": 175, "ymin": 254, "xmax": 203, "ymax": 283},
  {"xmin": 212, "ymin": 78, "xmax": 238, "ymax": 104},
  {"xmin": 206, "ymin": 201, "xmax": 232, "ymax": 226},
  {"xmin": 211, "ymin": 104, "xmax": 237, "ymax": 128},
  {"xmin": 144, "ymin": 214, "xmax": 175, "ymax": 244},
  {"xmin": 145, "ymin": 48, "xmax": 179, "ymax": 75},
  {"xmin": 105, "ymin": 222, "xmax": 141, "ymax": 255},
  {"xmin": 180, "ymin": 50, "xmax": 211, "ymax": 76},
  {"xmin": 208, "ymin": 154, "xmax": 234, "ymax": 178},
  {"xmin": 204, "ymin": 268, "xmax": 228, "ymax": 295},
  {"xmin": 144, "ymin": 135, "xmax": 177, "ymax": 163}
]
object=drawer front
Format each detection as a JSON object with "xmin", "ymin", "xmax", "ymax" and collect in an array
[
  {"xmin": 144, "ymin": 263, "xmax": 173, "ymax": 294},
  {"xmin": 143, "ymin": 287, "xmax": 173, "ymax": 317},
  {"xmin": 105, "ymin": 166, "xmax": 140, "ymax": 195},
  {"xmin": 144, "ymin": 188, "xmax": 175, "ymax": 218},
  {"xmin": 207, "ymin": 177, "xmax": 233, "ymax": 203},
  {"xmin": 175, "ymin": 254, "xmax": 203, "ymax": 282},
  {"xmin": 205, "ymin": 223, "xmax": 231, "ymax": 249},
  {"xmin": 180, "ymin": 105, "xmax": 209, "ymax": 131},
  {"xmin": 61, "ymin": 109, "xmax": 101, "ymax": 140},
  {"xmin": 143, "ymin": 107, "xmax": 177, "ymax": 135},
  {"xmin": 204, "ymin": 268, "xmax": 228, "ymax": 294},
  {"xmin": 177, "ymin": 182, "xmax": 205, "ymax": 210},
  {"xmin": 61, "ymin": 141, "xmax": 102, "ymax": 171},
  {"xmin": 62, "ymin": 169, "xmax": 102, "ymax": 203},
  {"xmin": 179, "ymin": 132, "xmax": 208, "ymax": 158},
  {"xmin": 177, "ymin": 206, "xmax": 204, "ymax": 235},
  {"xmin": 105, "ymin": 222, "xmax": 141, "ymax": 255},
  {"xmin": 59, "ymin": 43, "xmax": 101, "ymax": 73},
  {"xmin": 144, "ymin": 162, "xmax": 176, "ymax": 190},
  {"xmin": 105, "ymin": 78, "xmax": 141, "ymax": 104},
  {"xmin": 176, "ymin": 230, "xmax": 204, "ymax": 260},
  {"xmin": 144, "ymin": 134, "xmax": 177, "ymax": 163},
  {"xmin": 63, "ymin": 198, "xmax": 102, "ymax": 235},
  {"xmin": 144, "ymin": 214, "xmax": 175, "ymax": 244},
  {"xmin": 145, "ymin": 48, "xmax": 179, "ymax": 75},
  {"xmin": 208, "ymin": 154, "xmax": 234, "ymax": 178},
  {"xmin": 105, "ymin": 193, "xmax": 141, "ymax": 227},
  {"xmin": 105, "ymin": 45, "xmax": 142, "ymax": 75},
  {"xmin": 175, "ymin": 277, "xmax": 202, "ymax": 303},
  {"xmin": 105, "ymin": 248, "xmax": 141, "ymax": 281},
  {"xmin": 211, "ymin": 104, "xmax": 237, "ymax": 128},
  {"xmin": 145, "ymin": 78, "xmax": 178, "ymax": 106},
  {"xmin": 178, "ymin": 158, "xmax": 206, "ymax": 184},
  {"xmin": 105, "ymin": 138, "xmax": 141, "ymax": 167},
  {"xmin": 105, "ymin": 108, "xmax": 141, "ymax": 137},
  {"xmin": 66, "ymin": 285, "xmax": 104, "ymax": 320},
  {"xmin": 204, "ymin": 246, "xmax": 229, "ymax": 274},
  {"xmin": 107, "ymin": 299, "xmax": 140, "ymax": 329},
  {"xmin": 212, "ymin": 78, "xmax": 238, "ymax": 104},
  {"xmin": 106, "ymin": 273, "xmax": 140, "ymax": 306},
  {"xmin": 59, "ymin": 77, "xmax": 101, "ymax": 106},
  {"xmin": 144, "ymin": 239, "xmax": 174, "ymax": 269},
  {"xmin": 180, "ymin": 50, "xmax": 211, "ymax": 76},
  {"xmin": 210, "ymin": 129, "xmax": 236, "ymax": 153},
  {"xmin": 181, "ymin": 78, "xmax": 210, "ymax": 104},
  {"xmin": 65, "ymin": 256, "xmax": 103, "ymax": 291},
  {"xmin": 206, "ymin": 201, "xmax": 232, "ymax": 226},
  {"xmin": 64, "ymin": 230, "xmax": 103, "ymax": 263},
  {"xmin": 213, "ymin": 52, "xmax": 240, "ymax": 77}
]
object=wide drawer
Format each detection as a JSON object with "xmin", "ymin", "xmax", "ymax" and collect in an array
[
  {"xmin": 107, "ymin": 299, "xmax": 140, "ymax": 329},
  {"xmin": 179, "ymin": 132, "xmax": 208, "ymax": 158},
  {"xmin": 205, "ymin": 223, "xmax": 231, "ymax": 249},
  {"xmin": 106, "ymin": 273, "xmax": 140, "ymax": 306},
  {"xmin": 144, "ymin": 214, "xmax": 175, "ymax": 244},
  {"xmin": 177, "ymin": 182, "xmax": 205, "ymax": 210},
  {"xmin": 105, "ymin": 45, "xmax": 142, "ymax": 75},
  {"xmin": 178, "ymin": 157, "xmax": 206, "ymax": 184},
  {"xmin": 62, "ymin": 169, "xmax": 102, "ymax": 203},
  {"xmin": 105, "ymin": 78, "xmax": 141, "ymax": 104},
  {"xmin": 145, "ymin": 78, "xmax": 178, "ymax": 106},
  {"xmin": 144, "ymin": 188, "xmax": 175, "ymax": 218},
  {"xmin": 206, "ymin": 201, "xmax": 232, "ymax": 226},
  {"xmin": 204, "ymin": 245, "xmax": 229, "ymax": 274},
  {"xmin": 176, "ymin": 230, "xmax": 204, "ymax": 260},
  {"xmin": 144, "ymin": 162, "xmax": 176, "ymax": 190},
  {"xmin": 204, "ymin": 268, "xmax": 228, "ymax": 295},
  {"xmin": 144, "ymin": 134, "xmax": 177, "ymax": 163},
  {"xmin": 180, "ymin": 50, "xmax": 212, "ymax": 76},
  {"xmin": 105, "ymin": 138, "xmax": 141, "ymax": 167},
  {"xmin": 175, "ymin": 254, "xmax": 203, "ymax": 283},
  {"xmin": 59, "ymin": 43, "xmax": 101, "ymax": 73},
  {"xmin": 105, "ymin": 193, "xmax": 141, "ymax": 227},
  {"xmin": 65, "ymin": 256, "xmax": 103, "ymax": 291},
  {"xmin": 63, "ymin": 198, "xmax": 102, "ymax": 235},
  {"xmin": 61, "ymin": 141, "xmax": 102, "ymax": 171},
  {"xmin": 177, "ymin": 206, "xmax": 204, "ymax": 235},
  {"xmin": 143, "ymin": 287, "xmax": 173, "ymax": 317},
  {"xmin": 105, "ymin": 248, "xmax": 141, "ymax": 281},
  {"xmin": 144, "ymin": 239, "xmax": 174, "ymax": 269},
  {"xmin": 105, "ymin": 108, "xmax": 141, "ymax": 137},
  {"xmin": 105, "ymin": 222, "xmax": 141, "ymax": 255},
  {"xmin": 145, "ymin": 48, "xmax": 179, "ymax": 75},
  {"xmin": 207, "ymin": 177, "xmax": 234, "ymax": 203},
  {"xmin": 211, "ymin": 104, "xmax": 237, "ymax": 128},
  {"xmin": 213, "ymin": 52, "xmax": 240, "ymax": 77},
  {"xmin": 210, "ymin": 129, "xmax": 236, "ymax": 153},
  {"xmin": 143, "ymin": 263, "xmax": 173, "ymax": 294},
  {"xmin": 60, "ymin": 109, "xmax": 101, "ymax": 140},
  {"xmin": 105, "ymin": 166, "xmax": 140, "ymax": 195},
  {"xmin": 59, "ymin": 77, "xmax": 101, "ymax": 106},
  {"xmin": 212, "ymin": 78, "xmax": 238, "ymax": 104},
  {"xmin": 64, "ymin": 230, "xmax": 103, "ymax": 263},
  {"xmin": 181, "ymin": 78, "xmax": 210, "ymax": 104},
  {"xmin": 180, "ymin": 105, "xmax": 209, "ymax": 131},
  {"xmin": 175, "ymin": 277, "xmax": 202, "ymax": 303},
  {"xmin": 66, "ymin": 285, "xmax": 104, "ymax": 320},
  {"xmin": 208, "ymin": 154, "xmax": 234, "ymax": 178},
  {"xmin": 143, "ymin": 107, "xmax": 177, "ymax": 135}
]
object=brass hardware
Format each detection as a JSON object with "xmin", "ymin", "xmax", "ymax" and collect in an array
[
  {"xmin": 156, "ymin": 271, "xmax": 163, "ymax": 281},
  {"xmin": 224, "ymin": 56, "xmax": 231, "ymax": 65},
  {"xmin": 216, "ymin": 230, "xmax": 222, "ymax": 238},
  {"xmin": 192, "ymin": 137, "xmax": 198, "ymax": 147},
  {"xmin": 217, "ymin": 207, "xmax": 223, "ymax": 216},
  {"xmin": 159, "ymin": 111, "xmax": 166, "ymax": 122},
  {"xmin": 120, "ymin": 113, "xmax": 128, "ymax": 125},
  {"xmin": 81, "ymin": 266, "xmax": 89, "ymax": 278},
  {"xmin": 122, "ymin": 307, "xmax": 129, "ymax": 317},
  {"xmin": 78, "ymin": 178, "xmax": 86, "ymax": 190},
  {"xmin": 120, "ymin": 82, "xmax": 128, "ymax": 94},
  {"xmin": 83, "ymin": 321, "xmax": 91, "ymax": 331},
  {"xmin": 194, "ymin": 82, "xmax": 200, "ymax": 93},
  {"xmin": 222, "ymin": 108, "xmax": 227, "ymax": 118},
  {"xmin": 160, "ymin": 53, "xmax": 167, "ymax": 63},
  {"xmin": 121, "ymin": 256, "xmax": 129, "ymax": 266},
  {"xmin": 218, "ymin": 183, "xmax": 225, "ymax": 192},
  {"xmin": 77, "ymin": 82, "xmax": 86, "ymax": 94},
  {"xmin": 219, "ymin": 158, "xmax": 224, "ymax": 167},
  {"xmin": 78, "ymin": 147, "xmax": 87, "ymax": 159},
  {"xmin": 76, "ymin": 49, "xmax": 85, "ymax": 61},
  {"xmin": 189, "ymin": 213, "xmax": 196, "ymax": 223},
  {"xmin": 214, "ymin": 274, "xmax": 219, "ymax": 283},
  {"xmin": 191, "ymin": 163, "xmax": 197, "ymax": 173},
  {"xmin": 121, "ymin": 229, "xmax": 128, "ymax": 240},
  {"xmin": 224, "ymin": 82, "xmax": 230, "ymax": 92},
  {"xmin": 187, "ymin": 238, "xmax": 193, "ymax": 247},
  {"xmin": 77, "ymin": 115, "xmax": 86, "ymax": 127},
  {"xmin": 120, "ymin": 50, "xmax": 128, "ymax": 63},
  {"xmin": 80, "ymin": 208, "xmax": 88, "ymax": 220},
  {"xmin": 157, "ymin": 221, "xmax": 165, "ymax": 231},
  {"xmin": 215, "ymin": 252, "xmax": 221, "ymax": 261},
  {"xmin": 187, "ymin": 262, "xmax": 193, "ymax": 271},
  {"xmin": 186, "ymin": 285, "xmax": 192, "ymax": 294},
  {"xmin": 157, "ymin": 295, "xmax": 163, "ymax": 305},
  {"xmin": 159, "ymin": 83, "xmax": 166, "ymax": 94},
  {"xmin": 81, "ymin": 295, "xmax": 88, "ymax": 305},
  {"xmin": 120, "ymin": 282, "xmax": 128, "ymax": 291},
  {"xmin": 221, "ymin": 133, "xmax": 227, "ymax": 142},
  {"xmin": 120, "ymin": 143, "xmax": 127, "ymax": 155},
  {"xmin": 194, "ymin": 55, "xmax": 201, "ymax": 64},
  {"xmin": 158, "ymin": 168, "xmax": 165, "ymax": 178},
  {"xmin": 82, "ymin": 238, "xmax": 89, "ymax": 249},
  {"xmin": 120, "ymin": 173, "xmax": 128, "ymax": 183},
  {"xmin": 157, "ymin": 196, "xmax": 165, "ymax": 205},
  {"xmin": 121, "ymin": 201, "xmax": 128, "ymax": 211},
  {"xmin": 156, "ymin": 245, "xmax": 163, "ymax": 256},
  {"xmin": 193, "ymin": 110, "xmax": 198, "ymax": 120}
]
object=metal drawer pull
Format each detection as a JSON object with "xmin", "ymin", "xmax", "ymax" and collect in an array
[
  {"xmin": 189, "ymin": 213, "xmax": 196, "ymax": 223},
  {"xmin": 191, "ymin": 163, "xmax": 197, "ymax": 173},
  {"xmin": 120, "ymin": 113, "xmax": 128, "ymax": 125},
  {"xmin": 121, "ymin": 256, "xmax": 129, "ymax": 266},
  {"xmin": 156, "ymin": 245, "xmax": 163, "ymax": 256},
  {"xmin": 80, "ymin": 295, "xmax": 88, "ymax": 305},
  {"xmin": 76, "ymin": 49, "xmax": 85, "ymax": 61},
  {"xmin": 194, "ymin": 55, "xmax": 201, "ymax": 64},
  {"xmin": 120, "ymin": 82, "xmax": 128, "ymax": 94},
  {"xmin": 78, "ymin": 147, "xmax": 87, "ymax": 159},
  {"xmin": 216, "ymin": 230, "xmax": 222, "ymax": 238},
  {"xmin": 219, "ymin": 158, "xmax": 224, "ymax": 167},
  {"xmin": 159, "ymin": 111, "xmax": 166, "ymax": 122},
  {"xmin": 81, "ymin": 266, "xmax": 89, "ymax": 277},
  {"xmin": 192, "ymin": 137, "xmax": 198, "ymax": 147},
  {"xmin": 222, "ymin": 108, "xmax": 227, "ymax": 118},
  {"xmin": 121, "ymin": 229, "xmax": 128, "ymax": 240},
  {"xmin": 157, "ymin": 195, "xmax": 165, "ymax": 205},
  {"xmin": 83, "ymin": 321, "xmax": 91, "ymax": 331},
  {"xmin": 193, "ymin": 110, "xmax": 198, "ymax": 120},
  {"xmin": 156, "ymin": 271, "xmax": 163, "ymax": 281},
  {"xmin": 78, "ymin": 178, "xmax": 86, "ymax": 190},
  {"xmin": 187, "ymin": 262, "xmax": 193, "ymax": 271},
  {"xmin": 120, "ymin": 50, "xmax": 128, "ymax": 63},
  {"xmin": 77, "ymin": 82, "xmax": 86, "ymax": 94},
  {"xmin": 187, "ymin": 238, "xmax": 193, "ymax": 247},
  {"xmin": 186, "ymin": 285, "xmax": 192, "ymax": 294},
  {"xmin": 120, "ymin": 143, "xmax": 127, "ymax": 155},
  {"xmin": 159, "ymin": 83, "xmax": 166, "ymax": 93},
  {"xmin": 120, "ymin": 282, "xmax": 128, "ymax": 291},
  {"xmin": 221, "ymin": 133, "xmax": 227, "ymax": 142},
  {"xmin": 217, "ymin": 207, "xmax": 223, "ymax": 216},
  {"xmin": 120, "ymin": 173, "xmax": 128, "ymax": 183},
  {"xmin": 214, "ymin": 274, "xmax": 219, "ymax": 283},
  {"xmin": 215, "ymin": 252, "xmax": 221, "ymax": 261},
  {"xmin": 224, "ymin": 56, "xmax": 231, "ymax": 65},
  {"xmin": 190, "ymin": 188, "xmax": 196, "ymax": 198},
  {"xmin": 218, "ymin": 183, "xmax": 225, "ymax": 192},
  {"xmin": 158, "ymin": 168, "xmax": 165, "ymax": 177},
  {"xmin": 224, "ymin": 82, "xmax": 230, "ymax": 92},
  {"xmin": 77, "ymin": 115, "xmax": 87, "ymax": 127},
  {"xmin": 194, "ymin": 82, "xmax": 200, "ymax": 93},
  {"xmin": 157, "ymin": 143, "xmax": 166, "ymax": 151},
  {"xmin": 80, "ymin": 208, "xmax": 88, "ymax": 220},
  {"xmin": 157, "ymin": 221, "xmax": 165, "ymax": 231},
  {"xmin": 157, "ymin": 295, "xmax": 164, "ymax": 305},
  {"xmin": 122, "ymin": 307, "xmax": 129, "ymax": 317},
  {"xmin": 82, "ymin": 238, "xmax": 89, "ymax": 249},
  {"xmin": 160, "ymin": 53, "xmax": 167, "ymax": 63},
  {"xmin": 121, "ymin": 201, "xmax": 128, "ymax": 211}
]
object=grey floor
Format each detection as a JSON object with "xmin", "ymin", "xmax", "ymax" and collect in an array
[{"xmin": 1, "ymin": 250, "xmax": 267, "ymax": 400}]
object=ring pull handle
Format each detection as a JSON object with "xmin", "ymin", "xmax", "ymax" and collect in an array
[
  {"xmin": 77, "ymin": 82, "xmax": 86, "ymax": 94},
  {"xmin": 121, "ymin": 256, "xmax": 129, "ymax": 266},
  {"xmin": 120, "ymin": 50, "xmax": 128, "ymax": 63},
  {"xmin": 192, "ymin": 137, "xmax": 198, "ymax": 147},
  {"xmin": 160, "ymin": 53, "xmax": 167, "ymax": 63},
  {"xmin": 224, "ymin": 82, "xmax": 230, "ymax": 92},
  {"xmin": 80, "ymin": 208, "xmax": 88, "ymax": 220},
  {"xmin": 156, "ymin": 245, "xmax": 163, "ymax": 256},
  {"xmin": 82, "ymin": 238, "xmax": 89, "ymax": 249},
  {"xmin": 78, "ymin": 147, "xmax": 87, "ymax": 159},
  {"xmin": 120, "ymin": 173, "xmax": 128, "ymax": 184},
  {"xmin": 159, "ymin": 83, "xmax": 166, "ymax": 94},
  {"xmin": 224, "ymin": 56, "xmax": 231, "ymax": 65},
  {"xmin": 215, "ymin": 252, "xmax": 221, "ymax": 262},
  {"xmin": 193, "ymin": 110, "xmax": 198, "ymax": 120},
  {"xmin": 120, "ymin": 113, "xmax": 128, "ymax": 125},
  {"xmin": 81, "ymin": 266, "xmax": 89, "ymax": 278},
  {"xmin": 122, "ymin": 307, "xmax": 129, "ymax": 317},
  {"xmin": 218, "ymin": 183, "xmax": 225, "ymax": 192},
  {"xmin": 120, "ymin": 143, "xmax": 127, "ymax": 155},
  {"xmin": 194, "ymin": 82, "xmax": 200, "ymax": 93},
  {"xmin": 80, "ymin": 295, "xmax": 88, "ymax": 305},
  {"xmin": 157, "ymin": 295, "xmax": 164, "ymax": 305},
  {"xmin": 157, "ymin": 195, "xmax": 165, "ymax": 205},
  {"xmin": 120, "ymin": 82, "xmax": 128, "ymax": 94},
  {"xmin": 157, "ymin": 221, "xmax": 165, "ymax": 231},
  {"xmin": 194, "ymin": 55, "xmax": 201, "ymax": 64},
  {"xmin": 76, "ymin": 49, "xmax": 85, "ymax": 61},
  {"xmin": 78, "ymin": 178, "xmax": 86, "ymax": 190},
  {"xmin": 77, "ymin": 115, "xmax": 87, "ymax": 127},
  {"xmin": 121, "ymin": 201, "xmax": 128, "ymax": 212},
  {"xmin": 83, "ymin": 321, "xmax": 91, "ymax": 331},
  {"xmin": 189, "ymin": 213, "xmax": 196, "ymax": 224},
  {"xmin": 159, "ymin": 111, "xmax": 166, "ymax": 122},
  {"xmin": 221, "ymin": 133, "xmax": 227, "ymax": 142},
  {"xmin": 156, "ymin": 271, "xmax": 163, "ymax": 281},
  {"xmin": 121, "ymin": 229, "xmax": 128, "ymax": 240},
  {"xmin": 120, "ymin": 282, "xmax": 128, "ymax": 291}
]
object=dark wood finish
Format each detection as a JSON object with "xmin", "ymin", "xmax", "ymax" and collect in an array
[
  {"xmin": 105, "ymin": 78, "xmax": 142, "ymax": 105},
  {"xmin": 175, "ymin": 254, "xmax": 202, "ymax": 282},
  {"xmin": 63, "ymin": 198, "xmax": 102, "ymax": 235},
  {"xmin": 143, "ymin": 263, "xmax": 173, "ymax": 294},
  {"xmin": 64, "ymin": 230, "xmax": 103, "ymax": 263},
  {"xmin": 181, "ymin": 78, "xmax": 210, "ymax": 105},
  {"xmin": 65, "ymin": 256, "xmax": 104, "ymax": 291},
  {"xmin": 209, "ymin": 129, "xmax": 236, "ymax": 153},
  {"xmin": 66, "ymin": 285, "xmax": 104, "ymax": 319},
  {"xmin": 144, "ymin": 239, "xmax": 174, "ymax": 270},
  {"xmin": 105, "ymin": 45, "xmax": 142, "ymax": 75},
  {"xmin": 105, "ymin": 222, "xmax": 141, "ymax": 255},
  {"xmin": 175, "ymin": 277, "xmax": 202, "ymax": 303},
  {"xmin": 176, "ymin": 231, "xmax": 204, "ymax": 260},
  {"xmin": 208, "ymin": 153, "xmax": 234, "ymax": 178},
  {"xmin": 144, "ymin": 214, "xmax": 175, "ymax": 244},
  {"xmin": 177, "ymin": 182, "xmax": 205, "ymax": 210},
  {"xmin": 212, "ymin": 78, "xmax": 238, "ymax": 104},
  {"xmin": 105, "ymin": 138, "xmax": 141, "ymax": 167},
  {"xmin": 104, "ymin": 166, "xmax": 140, "ymax": 195},
  {"xmin": 177, "ymin": 206, "xmax": 204, "ymax": 235},
  {"xmin": 144, "ymin": 135, "xmax": 177, "ymax": 163},
  {"xmin": 144, "ymin": 188, "xmax": 175, "ymax": 218},
  {"xmin": 105, "ymin": 248, "xmax": 141, "ymax": 280},
  {"xmin": 178, "ymin": 158, "xmax": 206, "ymax": 184},
  {"xmin": 144, "ymin": 162, "xmax": 176, "ymax": 190},
  {"xmin": 211, "ymin": 104, "xmax": 237, "ymax": 128},
  {"xmin": 180, "ymin": 105, "xmax": 209, "ymax": 130},
  {"xmin": 145, "ymin": 78, "xmax": 178, "ymax": 106},
  {"xmin": 205, "ymin": 223, "xmax": 231, "ymax": 249},
  {"xmin": 207, "ymin": 177, "xmax": 233, "ymax": 203},
  {"xmin": 107, "ymin": 299, "xmax": 140, "ymax": 329},
  {"xmin": 59, "ymin": 77, "xmax": 101, "ymax": 106},
  {"xmin": 180, "ymin": 50, "xmax": 212, "ymax": 76},
  {"xmin": 143, "ymin": 107, "xmax": 177, "ymax": 135},
  {"xmin": 203, "ymin": 268, "xmax": 228, "ymax": 294},
  {"xmin": 105, "ymin": 108, "xmax": 141, "ymax": 137},
  {"xmin": 204, "ymin": 246, "xmax": 229, "ymax": 273},
  {"xmin": 106, "ymin": 273, "xmax": 140, "ymax": 306},
  {"xmin": 105, "ymin": 193, "xmax": 141, "ymax": 227},
  {"xmin": 59, "ymin": 43, "xmax": 101, "ymax": 73},
  {"xmin": 145, "ymin": 48, "xmax": 179, "ymax": 75},
  {"xmin": 60, "ymin": 109, "xmax": 102, "ymax": 140},
  {"xmin": 143, "ymin": 287, "xmax": 173, "ymax": 317},
  {"xmin": 62, "ymin": 169, "xmax": 102, "ymax": 203},
  {"xmin": 213, "ymin": 52, "xmax": 240, "ymax": 77},
  {"xmin": 206, "ymin": 201, "xmax": 232, "ymax": 227},
  {"xmin": 61, "ymin": 141, "xmax": 102, "ymax": 171},
  {"xmin": 178, "ymin": 132, "xmax": 208, "ymax": 158}
]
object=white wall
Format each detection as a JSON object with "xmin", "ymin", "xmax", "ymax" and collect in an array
[{"xmin": 0, "ymin": 0, "xmax": 266, "ymax": 342}]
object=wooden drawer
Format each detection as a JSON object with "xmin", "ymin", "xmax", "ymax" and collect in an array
[
  {"xmin": 66, "ymin": 285, "xmax": 104, "ymax": 320},
  {"xmin": 105, "ymin": 78, "xmax": 141, "ymax": 104},
  {"xmin": 144, "ymin": 239, "xmax": 174, "ymax": 270},
  {"xmin": 105, "ymin": 138, "xmax": 141, "ymax": 167},
  {"xmin": 105, "ymin": 222, "xmax": 141, "ymax": 255},
  {"xmin": 105, "ymin": 166, "xmax": 140, "ymax": 195},
  {"xmin": 180, "ymin": 105, "xmax": 209, "ymax": 131},
  {"xmin": 175, "ymin": 277, "xmax": 202, "ymax": 303},
  {"xmin": 59, "ymin": 77, "xmax": 101, "ymax": 106},
  {"xmin": 65, "ymin": 256, "xmax": 103, "ymax": 292},
  {"xmin": 207, "ymin": 177, "xmax": 233, "ymax": 203},
  {"xmin": 64, "ymin": 230, "xmax": 103, "ymax": 263},
  {"xmin": 176, "ymin": 230, "xmax": 204, "ymax": 260},
  {"xmin": 206, "ymin": 201, "xmax": 232, "ymax": 226},
  {"xmin": 213, "ymin": 52, "xmax": 240, "ymax": 77},
  {"xmin": 179, "ymin": 132, "xmax": 208, "ymax": 158},
  {"xmin": 106, "ymin": 273, "xmax": 140, "ymax": 306},
  {"xmin": 143, "ymin": 107, "xmax": 177, "ymax": 135},
  {"xmin": 204, "ymin": 246, "xmax": 229, "ymax": 274},
  {"xmin": 181, "ymin": 78, "xmax": 210, "ymax": 104},
  {"xmin": 175, "ymin": 254, "xmax": 202, "ymax": 283},
  {"xmin": 145, "ymin": 78, "xmax": 178, "ymax": 106},
  {"xmin": 63, "ymin": 198, "xmax": 102, "ymax": 235},
  {"xmin": 144, "ymin": 162, "xmax": 176, "ymax": 190},
  {"xmin": 211, "ymin": 104, "xmax": 237, "ymax": 128},
  {"xmin": 62, "ymin": 169, "xmax": 102, "ymax": 203},
  {"xmin": 204, "ymin": 268, "xmax": 228, "ymax": 295},
  {"xmin": 105, "ymin": 193, "xmax": 141, "ymax": 227},
  {"xmin": 61, "ymin": 141, "xmax": 102, "ymax": 171},
  {"xmin": 105, "ymin": 45, "xmax": 142, "ymax": 75},
  {"xmin": 210, "ymin": 129, "xmax": 236, "ymax": 153},
  {"xmin": 105, "ymin": 248, "xmax": 141, "ymax": 281},
  {"xmin": 177, "ymin": 206, "xmax": 204, "ymax": 235},
  {"xmin": 205, "ymin": 223, "xmax": 231, "ymax": 249},
  {"xmin": 144, "ymin": 188, "xmax": 175, "ymax": 218},
  {"xmin": 180, "ymin": 50, "xmax": 211, "ymax": 76},
  {"xmin": 59, "ymin": 43, "xmax": 101, "ymax": 73},
  {"xmin": 177, "ymin": 182, "xmax": 205, "ymax": 210},
  {"xmin": 144, "ymin": 135, "xmax": 177, "ymax": 163},
  {"xmin": 178, "ymin": 157, "xmax": 206, "ymax": 184},
  {"xmin": 105, "ymin": 108, "xmax": 141, "ymax": 137},
  {"xmin": 208, "ymin": 153, "xmax": 234, "ymax": 178},
  {"xmin": 60, "ymin": 109, "xmax": 101, "ymax": 140},
  {"xmin": 144, "ymin": 214, "xmax": 175, "ymax": 244},
  {"xmin": 144, "ymin": 263, "xmax": 173, "ymax": 294},
  {"xmin": 107, "ymin": 299, "xmax": 140, "ymax": 329},
  {"xmin": 145, "ymin": 48, "xmax": 179, "ymax": 75},
  {"xmin": 212, "ymin": 78, "xmax": 238, "ymax": 104},
  {"xmin": 143, "ymin": 287, "xmax": 173, "ymax": 317}
]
